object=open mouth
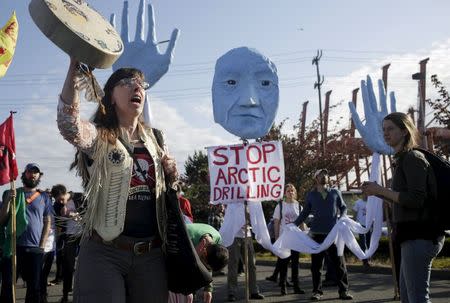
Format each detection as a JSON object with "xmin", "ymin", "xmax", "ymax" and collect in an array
[{"xmin": 130, "ymin": 94, "xmax": 142, "ymax": 104}]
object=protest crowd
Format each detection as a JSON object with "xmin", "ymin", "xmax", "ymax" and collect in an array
[{"xmin": 0, "ymin": 159, "xmax": 446, "ymax": 303}]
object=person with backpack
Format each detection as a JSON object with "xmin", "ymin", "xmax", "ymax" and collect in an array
[
  {"xmin": 362, "ymin": 112, "xmax": 445, "ymax": 303},
  {"xmin": 273, "ymin": 184, "xmax": 306, "ymax": 296}
]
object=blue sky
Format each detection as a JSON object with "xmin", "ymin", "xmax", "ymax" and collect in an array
[{"xmin": 1, "ymin": 0, "xmax": 450, "ymax": 192}]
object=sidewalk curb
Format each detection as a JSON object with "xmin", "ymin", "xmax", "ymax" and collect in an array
[{"xmin": 256, "ymin": 259, "xmax": 450, "ymax": 279}]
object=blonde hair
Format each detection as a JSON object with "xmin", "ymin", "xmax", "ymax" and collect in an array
[
  {"xmin": 383, "ymin": 112, "xmax": 420, "ymax": 152},
  {"xmin": 285, "ymin": 183, "xmax": 297, "ymax": 200}
]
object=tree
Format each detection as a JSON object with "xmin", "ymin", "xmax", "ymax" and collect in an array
[
  {"xmin": 180, "ymin": 150, "xmax": 210, "ymax": 222},
  {"xmin": 429, "ymin": 74, "xmax": 450, "ymax": 128},
  {"xmin": 427, "ymin": 74, "xmax": 450, "ymax": 155},
  {"xmin": 262, "ymin": 107, "xmax": 369, "ymax": 203}
]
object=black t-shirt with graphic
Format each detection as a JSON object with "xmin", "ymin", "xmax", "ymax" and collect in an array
[{"xmin": 122, "ymin": 147, "xmax": 157, "ymax": 238}]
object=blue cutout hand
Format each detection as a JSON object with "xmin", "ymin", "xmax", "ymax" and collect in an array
[
  {"xmin": 348, "ymin": 76, "xmax": 397, "ymax": 155},
  {"xmin": 110, "ymin": 0, "xmax": 180, "ymax": 87}
]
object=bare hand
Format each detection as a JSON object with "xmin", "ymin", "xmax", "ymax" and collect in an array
[
  {"xmin": 110, "ymin": 0, "xmax": 179, "ymax": 87},
  {"xmin": 361, "ymin": 181, "xmax": 382, "ymax": 196}
]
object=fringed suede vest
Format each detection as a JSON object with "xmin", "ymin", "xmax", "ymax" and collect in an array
[{"xmin": 82, "ymin": 127, "xmax": 167, "ymax": 242}]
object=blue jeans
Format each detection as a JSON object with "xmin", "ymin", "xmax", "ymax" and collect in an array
[{"xmin": 400, "ymin": 236, "xmax": 445, "ymax": 303}]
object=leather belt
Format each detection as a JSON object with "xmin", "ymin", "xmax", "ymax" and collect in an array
[{"xmin": 90, "ymin": 231, "xmax": 161, "ymax": 256}]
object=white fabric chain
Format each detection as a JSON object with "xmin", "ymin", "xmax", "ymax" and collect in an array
[{"xmin": 219, "ymin": 153, "xmax": 383, "ymax": 260}]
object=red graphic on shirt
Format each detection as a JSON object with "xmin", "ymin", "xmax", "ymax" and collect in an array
[
  {"xmin": 284, "ymin": 213, "xmax": 298, "ymax": 224},
  {"xmin": 130, "ymin": 149, "xmax": 155, "ymax": 188}
]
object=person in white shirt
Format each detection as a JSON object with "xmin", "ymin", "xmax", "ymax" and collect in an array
[
  {"xmin": 273, "ymin": 184, "xmax": 306, "ymax": 295},
  {"xmin": 352, "ymin": 193, "xmax": 371, "ymax": 267}
]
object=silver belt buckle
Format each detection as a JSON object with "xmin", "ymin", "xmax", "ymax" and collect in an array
[{"xmin": 133, "ymin": 241, "xmax": 151, "ymax": 255}]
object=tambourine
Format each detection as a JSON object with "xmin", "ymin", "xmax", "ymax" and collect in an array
[{"xmin": 29, "ymin": 0, "xmax": 123, "ymax": 69}]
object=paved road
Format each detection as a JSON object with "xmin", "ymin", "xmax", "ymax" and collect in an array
[{"xmin": 14, "ymin": 262, "xmax": 450, "ymax": 302}]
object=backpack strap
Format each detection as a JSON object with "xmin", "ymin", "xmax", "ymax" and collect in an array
[
  {"xmin": 25, "ymin": 191, "xmax": 41, "ymax": 204},
  {"xmin": 279, "ymin": 200, "xmax": 283, "ymax": 219},
  {"xmin": 275, "ymin": 200, "xmax": 283, "ymax": 232}
]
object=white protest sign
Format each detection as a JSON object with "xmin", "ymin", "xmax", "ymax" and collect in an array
[{"xmin": 207, "ymin": 141, "xmax": 285, "ymax": 204}]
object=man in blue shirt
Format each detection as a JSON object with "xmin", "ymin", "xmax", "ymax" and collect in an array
[
  {"xmin": 0, "ymin": 163, "xmax": 53, "ymax": 303},
  {"xmin": 294, "ymin": 169, "xmax": 353, "ymax": 301}
]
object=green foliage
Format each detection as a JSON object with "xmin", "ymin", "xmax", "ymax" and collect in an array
[
  {"xmin": 428, "ymin": 74, "xmax": 450, "ymax": 155},
  {"xmin": 429, "ymin": 74, "xmax": 450, "ymax": 129},
  {"xmin": 180, "ymin": 150, "xmax": 210, "ymax": 222}
]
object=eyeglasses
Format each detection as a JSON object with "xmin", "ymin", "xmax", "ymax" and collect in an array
[{"xmin": 116, "ymin": 78, "xmax": 150, "ymax": 90}]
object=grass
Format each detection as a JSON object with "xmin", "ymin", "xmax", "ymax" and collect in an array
[
  {"xmin": 432, "ymin": 257, "xmax": 450, "ymax": 270},
  {"xmin": 256, "ymin": 252, "xmax": 450, "ymax": 270}
]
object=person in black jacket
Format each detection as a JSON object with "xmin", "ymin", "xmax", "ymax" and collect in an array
[{"xmin": 362, "ymin": 112, "xmax": 445, "ymax": 302}]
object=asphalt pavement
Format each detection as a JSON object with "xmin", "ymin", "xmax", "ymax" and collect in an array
[{"xmin": 14, "ymin": 261, "xmax": 450, "ymax": 303}]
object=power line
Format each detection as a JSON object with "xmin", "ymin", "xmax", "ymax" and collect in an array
[{"xmin": 2, "ymin": 46, "xmax": 437, "ymax": 79}]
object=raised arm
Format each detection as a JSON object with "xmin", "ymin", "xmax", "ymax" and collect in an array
[{"xmin": 57, "ymin": 57, "xmax": 98, "ymax": 156}]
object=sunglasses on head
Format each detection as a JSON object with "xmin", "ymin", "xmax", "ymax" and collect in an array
[{"xmin": 116, "ymin": 77, "xmax": 150, "ymax": 90}]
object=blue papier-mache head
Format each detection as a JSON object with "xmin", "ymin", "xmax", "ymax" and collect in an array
[{"xmin": 212, "ymin": 47, "xmax": 279, "ymax": 139}]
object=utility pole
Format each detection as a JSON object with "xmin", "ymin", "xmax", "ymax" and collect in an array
[
  {"xmin": 312, "ymin": 50, "xmax": 325, "ymax": 155},
  {"xmin": 412, "ymin": 58, "xmax": 430, "ymax": 149},
  {"xmin": 349, "ymin": 88, "xmax": 361, "ymax": 188},
  {"xmin": 323, "ymin": 90, "xmax": 332, "ymax": 144},
  {"xmin": 299, "ymin": 101, "xmax": 309, "ymax": 142},
  {"xmin": 350, "ymin": 88, "xmax": 359, "ymax": 137}
]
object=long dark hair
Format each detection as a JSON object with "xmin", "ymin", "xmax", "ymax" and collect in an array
[
  {"xmin": 70, "ymin": 67, "xmax": 146, "ymax": 188},
  {"xmin": 94, "ymin": 67, "xmax": 145, "ymax": 142}
]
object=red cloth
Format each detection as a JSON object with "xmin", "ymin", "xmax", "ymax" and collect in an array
[
  {"xmin": 0, "ymin": 114, "xmax": 17, "ymax": 185},
  {"xmin": 178, "ymin": 196, "xmax": 194, "ymax": 223}
]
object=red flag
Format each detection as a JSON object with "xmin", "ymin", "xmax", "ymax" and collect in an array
[{"xmin": 0, "ymin": 113, "xmax": 17, "ymax": 185}]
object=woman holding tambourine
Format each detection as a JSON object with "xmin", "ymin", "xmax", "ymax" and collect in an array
[{"xmin": 58, "ymin": 56, "xmax": 178, "ymax": 302}]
